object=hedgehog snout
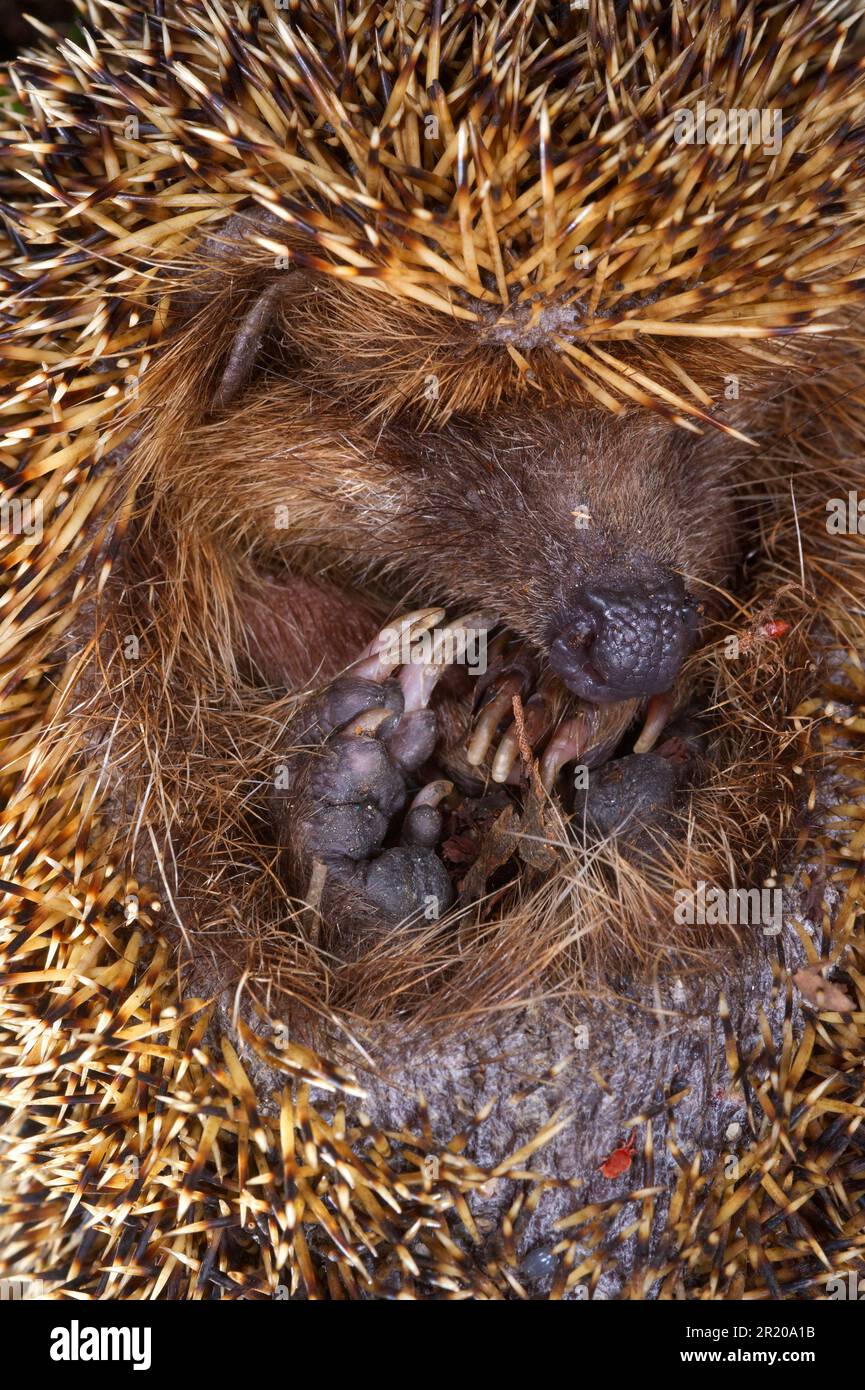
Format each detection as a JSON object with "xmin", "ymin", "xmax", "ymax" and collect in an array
[{"xmin": 547, "ymin": 568, "xmax": 697, "ymax": 703}]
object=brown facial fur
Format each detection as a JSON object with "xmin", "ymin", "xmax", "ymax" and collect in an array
[{"xmin": 135, "ymin": 248, "xmax": 744, "ymax": 700}]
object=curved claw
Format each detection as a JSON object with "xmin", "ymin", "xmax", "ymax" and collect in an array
[
  {"xmin": 491, "ymin": 694, "xmax": 550, "ymax": 784},
  {"xmin": 339, "ymin": 706, "xmax": 395, "ymax": 736},
  {"xmin": 409, "ymin": 779, "xmax": 454, "ymax": 810},
  {"xmin": 472, "ymin": 641, "xmax": 537, "ymax": 707},
  {"xmin": 398, "ymin": 610, "xmax": 498, "ymax": 710},
  {"xmin": 352, "ymin": 607, "xmax": 446, "ymax": 681},
  {"xmin": 466, "ymin": 674, "xmax": 524, "ymax": 766},
  {"xmin": 633, "ymin": 691, "xmax": 676, "ymax": 754},
  {"xmin": 540, "ymin": 715, "xmax": 589, "ymax": 790},
  {"xmin": 402, "ymin": 780, "xmax": 454, "ymax": 849}
]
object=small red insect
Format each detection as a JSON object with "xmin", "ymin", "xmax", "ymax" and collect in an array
[
  {"xmin": 598, "ymin": 1130, "xmax": 637, "ymax": 1180},
  {"xmin": 758, "ymin": 620, "xmax": 790, "ymax": 640}
]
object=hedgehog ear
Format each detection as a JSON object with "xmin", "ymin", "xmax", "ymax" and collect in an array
[{"xmin": 212, "ymin": 278, "xmax": 287, "ymax": 410}]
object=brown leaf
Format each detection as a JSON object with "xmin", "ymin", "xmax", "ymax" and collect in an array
[
  {"xmin": 793, "ymin": 967, "xmax": 854, "ymax": 1012},
  {"xmin": 458, "ymin": 805, "xmax": 520, "ymax": 906},
  {"xmin": 517, "ymin": 780, "xmax": 560, "ymax": 873},
  {"xmin": 441, "ymin": 831, "xmax": 478, "ymax": 866}
]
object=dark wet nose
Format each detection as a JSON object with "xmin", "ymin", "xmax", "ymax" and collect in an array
[{"xmin": 548, "ymin": 571, "xmax": 697, "ymax": 703}]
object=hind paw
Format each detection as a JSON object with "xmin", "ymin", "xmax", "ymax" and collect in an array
[
  {"xmin": 274, "ymin": 609, "xmax": 494, "ymax": 927},
  {"xmin": 302, "ymin": 679, "xmax": 453, "ymax": 920}
]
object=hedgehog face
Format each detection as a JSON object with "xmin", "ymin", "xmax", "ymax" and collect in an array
[
  {"xmin": 174, "ymin": 264, "xmax": 740, "ymax": 740},
  {"xmin": 372, "ymin": 403, "xmax": 735, "ymax": 704},
  {"xmin": 132, "ymin": 255, "xmax": 806, "ymax": 974}
]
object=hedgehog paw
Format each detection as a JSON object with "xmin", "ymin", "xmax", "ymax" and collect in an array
[
  {"xmin": 299, "ymin": 686, "xmax": 453, "ymax": 922},
  {"xmin": 273, "ymin": 610, "xmax": 494, "ymax": 929}
]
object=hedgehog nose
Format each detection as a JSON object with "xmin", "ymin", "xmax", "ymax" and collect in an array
[{"xmin": 548, "ymin": 572, "xmax": 697, "ymax": 703}]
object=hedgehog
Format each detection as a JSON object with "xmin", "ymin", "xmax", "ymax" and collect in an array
[{"xmin": 2, "ymin": 0, "xmax": 865, "ymax": 1302}]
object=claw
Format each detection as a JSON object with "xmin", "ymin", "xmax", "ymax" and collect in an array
[
  {"xmin": 399, "ymin": 610, "xmax": 497, "ymax": 710},
  {"xmin": 410, "ymin": 779, "xmax": 454, "ymax": 810},
  {"xmin": 490, "ymin": 727, "xmax": 520, "ymax": 784},
  {"xmin": 491, "ymin": 694, "xmax": 550, "ymax": 784},
  {"xmin": 340, "ymin": 706, "xmax": 394, "ymax": 736},
  {"xmin": 478, "ymin": 630, "xmax": 512, "ymax": 674},
  {"xmin": 402, "ymin": 781, "xmax": 453, "ymax": 849},
  {"xmin": 353, "ymin": 607, "xmax": 446, "ymax": 681},
  {"xmin": 472, "ymin": 641, "xmax": 537, "ymax": 707},
  {"xmin": 466, "ymin": 674, "xmax": 523, "ymax": 766},
  {"xmin": 539, "ymin": 698, "xmax": 643, "ymax": 787},
  {"xmin": 540, "ymin": 715, "xmax": 589, "ymax": 790},
  {"xmin": 633, "ymin": 691, "xmax": 676, "ymax": 755}
]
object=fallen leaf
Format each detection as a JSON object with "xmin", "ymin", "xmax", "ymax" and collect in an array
[
  {"xmin": 793, "ymin": 967, "xmax": 854, "ymax": 1012},
  {"xmin": 458, "ymin": 805, "xmax": 520, "ymax": 905},
  {"xmin": 441, "ymin": 831, "xmax": 477, "ymax": 866}
]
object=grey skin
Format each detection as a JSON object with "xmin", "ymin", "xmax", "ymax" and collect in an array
[{"xmin": 283, "ymin": 674, "xmax": 453, "ymax": 922}]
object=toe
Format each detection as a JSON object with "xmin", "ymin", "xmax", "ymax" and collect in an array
[
  {"xmin": 579, "ymin": 752, "xmax": 677, "ymax": 838},
  {"xmin": 312, "ymin": 736, "xmax": 406, "ymax": 816},
  {"xmin": 401, "ymin": 803, "xmax": 443, "ymax": 849},
  {"xmin": 384, "ymin": 708, "xmax": 438, "ymax": 771},
  {"xmin": 319, "ymin": 676, "xmax": 404, "ymax": 735}
]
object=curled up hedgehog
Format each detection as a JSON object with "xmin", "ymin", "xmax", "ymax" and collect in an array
[{"xmin": 1, "ymin": 0, "xmax": 865, "ymax": 1301}]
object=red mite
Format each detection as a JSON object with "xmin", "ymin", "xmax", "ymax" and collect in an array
[
  {"xmin": 598, "ymin": 1130, "xmax": 637, "ymax": 1180},
  {"xmin": 758, "ymin": 620, "xmax": 790, "ymax": 639}
]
